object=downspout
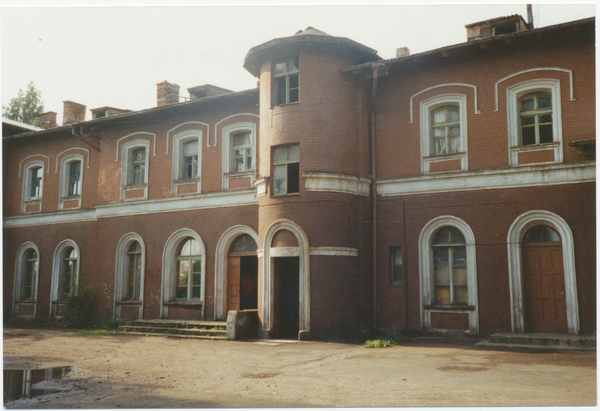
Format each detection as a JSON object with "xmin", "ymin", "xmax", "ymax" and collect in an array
[{"xmin": 370, "ymin": 62, "xmax": 380, "ymax": 330}]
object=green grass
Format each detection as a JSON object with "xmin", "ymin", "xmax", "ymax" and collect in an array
[
  {"xmin": 73, "ymin": 329, "xmax": 115, "ymax": 335},
  {"xmin": 364, "ymin": 336, "xmax": 408, "ymax": 348}
]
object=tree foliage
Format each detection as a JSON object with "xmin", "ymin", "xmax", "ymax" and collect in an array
[{"xmin": 2, "ymin": 81, "xmax": 45, "ymax": 125}]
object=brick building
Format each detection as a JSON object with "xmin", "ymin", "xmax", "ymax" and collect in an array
[{"xmin": 3, "ymin": 15, "xmax": 595, "ymax": 339}]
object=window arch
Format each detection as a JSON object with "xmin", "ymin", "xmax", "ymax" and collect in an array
[
  {"xmin": 419, "ymin": 216, "xmax": 478, "ymax": 333},
  {"xmin": 114, "ymin": 233, "xmax": 146, "ymax": 320},
  {"xmin": 161, "ymin": 229, "xmax": 206, "ymax": 318},
  {"xmin": 51, "ymin": 240, "xmax": 80, "ymax": 316},
  {"xmin": 13, "ymin": 242, "xmax": 40, "ymax": 318}
]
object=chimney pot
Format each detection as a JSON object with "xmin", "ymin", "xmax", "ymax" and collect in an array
[
  {"xmin": 157, "ymin": 81, "xmax": 180, "ymax": 107},
  {"xmin": 396, "ymin": 47, "xmax": 410, "ymax": 58}
]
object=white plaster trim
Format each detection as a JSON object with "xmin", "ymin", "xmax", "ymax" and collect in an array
[
  {"xmin": 303, "ymin": 172, "xmax": 371, "ymax": 196},
  {"xmin": 255, "ymin": 178, "xmax": 268, "ymax": 198},
  {"xmin": 377, "ymin": 163, "xmax": 595, "ymax": 197},
  {"xmin": 214, "ymin": 226, "xmax": 259, "ymax": 320},
  {"xmin": 269, "ymin": 247, "xmax": 300, "ymax": 257},
  {"xmin": 419, "ymin": 94, "xmax": 469, "ymax": 174},
  {"xmin": 4, "ymin": 209, "xmax": 96, "ymax": 228},
  {"xmin": 262, "ymin": 219, "xmax": 310, "ymax": 335},
  {"xmin": 113, "ymin": 232, "xmax": 146, "ymax": 320},
  {"xmin": 171, "ymin": 130, "xmax": 202, "ymax": 195},
  {"xmin": 13, "ymin": 242, "xmax": 40, "ymax": 318},
  {"xmin": 50, "ymin": 239, "xmax": 80, "ymax": 316},
  {"xmin": 221, "ymin": 122, "xmax": 257, "ymax": 190},
  {"xmin": 166, "ymin": 121, "xmax": 209, "ymax": 152},
  {"xmin": 506, "ymin": 210, "xmax": 579, "ymax": 334},
  {"xmin": 55, "ymin": 148, "xmax": 90, "ymax": 172},
  {"xmin": 214, "ymin": 113, "xmax": 259, "ymax": 147},
  {"xmin": 506, "ymin": 79, "xmax": 563, "ymax": 166},
  {"xmin": 19, "ymin": 155, "xmax": 50, "ymax": 178},
  {"xmin": 96, "ymin": 189, "xmax": 257, "ymax": 219},
  {"xmin": 494, "ymin": 68, "xmax": 575, "ymax": 112},
  {"xmin": 418, "ymin": 216, "xmax": 478, "ymax": 333},
  {"xmin": 409, "ymin": 83, "xmax": 480, "ymax": 123},
  {"xmin": 309, "ymin": 247, "xmax": 358, "ymax": 257},
  {"xmin": 160, "ymin": 228, "xmax": 207, "ymax": 319},
  {"xmin": 115, "ymin": 132, "xmax": 156, "ymax": 161}
]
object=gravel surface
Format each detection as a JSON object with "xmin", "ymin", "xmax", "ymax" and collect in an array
[{"xmin": 3, "ymin": 328, "xmax": 596, "ymax": 408}]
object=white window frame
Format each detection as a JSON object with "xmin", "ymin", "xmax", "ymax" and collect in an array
[
  {"xmin": 221, "ymin": 122, "xmax": 256, "ymax": 190},
  {"xmin": 419, "ymin": 216, "xmax": 478, "ymax": 333},
  {"xmin": 272, "ymin": 144, "xmax": 300, "ymax": 196},
  {"xmin": 420, "ymin": 94, "xmax": 469, "ymax": 174},
  {"xmin": 506, "ymin": 79, "xmax": 563, "ymax": 166},
  {"xmin": 22, "ymin": 161, "xmax": 45, "ymax": 214},
  {"xmin": 171, "ymin": 130, "xmax": 202, "ymax": 195},
  {"xmin": 59, "ymin": 154, "xmax": 84, "ymax": 210},
  {"xmin": 273, "ymin": 56, "xmax": 300, "ymax": 106},
  {"xmin": 121, "ymin": 139, "xmax": 150, "ymax": 201},
  {"xmin": 13, "ymin": 242, "xmax": 40, "ymax": 318},
  {"xmin": 114, "ymin": 232, "xmax": 146, "ymax": 320},
  {"xmin": 161, "ymin": 228, "xmax": 206, "ymax": 319},
  {"xmin": 50, "ymin": 240, "xmax": 80, "ymax": 316}
]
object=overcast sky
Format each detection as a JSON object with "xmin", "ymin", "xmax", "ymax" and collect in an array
[{"xmin": 1, "ymin": 2, "xmax": 595, "ymax": 125}]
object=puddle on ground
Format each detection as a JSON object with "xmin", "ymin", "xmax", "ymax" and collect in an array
[{"xmin": 3, "ymin": 366, "xmax": 71, "ymax": 403}]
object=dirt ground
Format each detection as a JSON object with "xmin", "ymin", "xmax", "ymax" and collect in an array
[{"xmin": 3, "ymin": 328, "xmax": 596, "ymax": 408}]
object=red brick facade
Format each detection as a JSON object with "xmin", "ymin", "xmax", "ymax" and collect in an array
[{"xmin": 3, "ymin": 17, "xmax": 595, "ymax": 339}]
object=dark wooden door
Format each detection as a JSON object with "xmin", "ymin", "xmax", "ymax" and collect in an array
[
  {"xmin": 227, "ymin": 256, "xmax": 241, "ymax": 312},
  {"xmin": 274, "ymin": 257, "xmax": 299, "ymax": 339},
  {"xmin": 523, "ymin": 244, "xmax": 568, "ymax": 333}
]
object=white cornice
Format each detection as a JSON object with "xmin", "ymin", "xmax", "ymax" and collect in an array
[
  {"xmin": 303, "ymin": 172, "xmax": 371, "ymax": 196},
  {"xmin": 377, "ymin": 163, "xmax": 595, "ymax": 197},
  {"xmin": 4, "ymin": 209, "xmax": 96, "ymax": 228}
]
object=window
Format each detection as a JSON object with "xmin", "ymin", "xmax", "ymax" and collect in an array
[
  {"xmin": 131, "ymin": 148, "xmax": 146, "ymax": 185},
  {"xmin": 175, "ymin": 238, "xmax": 202, "ymax": 300},
  {"xmin": 419, "ymin": 94, "xmax": 468, "ymax": 174},
  {"xmin": 126, "ymin": 242, "xmax": 142, "ymax": 300},
  {"xmin": 506, "ymin": 78, "xmax": 562, "ymax": 166},
  {"xmin": 182, "ymin": 141, "xmax": 198, "ymax": 179},
  {"xmin": 21, "ymin": 249, "xmax": 38, "ymax": 300},
  {"xmin": 274, "ymin": 56, "xmax": 299, "ymax": 106},
  {"xmin": 519, "ymin": 93, "xmax": 553, "ymax": 146},
  {"xmin": 59, "ymin": 247, "xmax": 79, "ymax": 297},
  {"xmin": 431, "ymin": 106, "xmax": 460, "ymax": 155},
  {"xmin": 68, "ymin": 161, "xmax": 82, "ymax": 196},
  {"xmin": 30, "ymin": 167, "xmax": 42, "ymax": 199},
  {"xmin": 432, "ymin": 227, "xmax": 467, "ymax": 305},
  {"xmin": 390, "ymin": 247, "xmax": 403, "ymax": 286},
  {"xmin": 231, "ymin": 132, "xmax": 252, "ymax": 173},
  {"xmin": 273, "ymin": 144, "xmax": 300, "ymax": 196}
]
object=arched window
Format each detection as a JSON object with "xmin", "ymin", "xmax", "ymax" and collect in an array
[
  {"xmin": 59, "ymin": 247, "xmax": 79, "ymax": 297},
  {"xmin": 182, "ymin": 141, "xmax": 199, "ymax": 179},
  {"xmin": 431, "ymin": 105, "xmax": 461, "ymax": 155},
  {"xmin": 229, "ymin": 234, "xmax": 258, "ymax": 254},
  {"xmin": 175, "ymin": 238, "xmax": 202, "ymax": 300},
  {"xmin": 21, "ymin": 249, "xmax": 38, "ymax": 300},
  {"xmin": 126, "ymin": 242, "xmax": 142, "ymax": 300},
  {"xmin": 519, "ymin": 92, "xmax": 553, "ymax": 146},
  {"xmin": 131, "ymin": 148, "xmax": 146, "ymax": 185},
  {"xmin": 68, "ymin": 161, "xmax": 82, "ymax": 196},
  {"xmin": 523, "ymin": 225, "xmax": 560, "ymax": 243},
  {"xmin": 432, "ymin": 227, "xmax": 467, "ymax": 305}
]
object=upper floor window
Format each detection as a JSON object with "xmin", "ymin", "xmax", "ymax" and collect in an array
[
  {"xmin": 29, "ymin": 167, "xmax": 42, "ymax": 199},
  {"xmin": 131, "ymin": 148, "xmax": 146, "ymax": 185},
  {"xmin": 519, "ymin": 93, "xmax": 553, "ymax": 146},
  {"xmin": 274, "ymin": 56, "xmax": 299, "ymax": 106},
  {"xmin": 231, "ymin": 132, "xmax": 252, "ymax": 173},
  {"xmin": 431, "ymin": 105, "xmax": 461, "ymax": 155},
  {"xmin": 68, "ymin": 161, "xmax": 82, "ymax": 196},
  {"xmin": 183, "ymin": 141, "xmax": 199, "ymax": 179},
  {"xmin": 273, "ymin": 144, "xmax": 300, "ymax": 196}
]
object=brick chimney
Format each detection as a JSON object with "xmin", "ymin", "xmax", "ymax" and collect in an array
[
  {"xmin": 63, "ymin": 101, "xmax": 86, "ymax": 124},
  {"xmin": 157, "ymin": 81, "xmax": 180, "ymax": 107},
  {"xmin": 36, "ymin": 111, "xmax": 57, "ymax": 129}
]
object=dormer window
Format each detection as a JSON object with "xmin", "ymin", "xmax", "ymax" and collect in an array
[{"xmin": 274, "ymin": 56, "xmax": 299, "ymax": 106}]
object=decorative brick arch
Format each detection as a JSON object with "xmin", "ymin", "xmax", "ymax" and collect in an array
[{"xmin": 507, "ymin": 210, "xmax": 579, "ymax": 334}]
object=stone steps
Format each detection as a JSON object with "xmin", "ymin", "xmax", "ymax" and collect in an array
[
  {"xmin": 117, "ymin": 319, "xmax": 227, "ymax": 340},
  {"xmin": 477, "ymin": 332, "xmax": 596, "ymax": 351}
]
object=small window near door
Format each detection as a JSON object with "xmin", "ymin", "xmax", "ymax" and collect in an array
[
  {"xmin": 229, "ymin": 234, "xmax": 258, "ymax": 254},
  {"xmin": 390, "ymin": 247, "xmax": 403, "ymax": 286},
  {"xmin": 523, "ymin": 225, "xmax": 560, "ymax": 243}
]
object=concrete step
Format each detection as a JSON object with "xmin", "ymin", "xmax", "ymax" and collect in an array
[
  {"xmin": 120, "ymin": 319, "xmax": 226, "ymax": 330},
  {"xmin": 117, "ymin": 331, "xmax": 227, "ymax": 341},
  {"xmin": 118, "ymin": 325, "xmax": 226, "ymax": 337},
  {"xmin": 477, "ymin": 332, "xmax": 596, "ymax": 351}
]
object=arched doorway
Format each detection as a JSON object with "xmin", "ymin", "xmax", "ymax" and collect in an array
[
  {"xmin": 227, "ymin": 234, "xmax": 258, "ymax": 312},
  {"xmin": 522, "ymin": 225, "xmax": 567, "ymax": 333}
]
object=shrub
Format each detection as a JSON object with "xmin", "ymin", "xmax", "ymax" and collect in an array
[
  {"xmin": 102, "ymin": 319, "xmax": 120, "ymax": 330},
  {"xmin": 61, "ymin": 283, "xmax": 94, "ymax": 329}
]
